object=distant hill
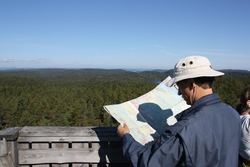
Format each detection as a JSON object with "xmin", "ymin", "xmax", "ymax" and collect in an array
[
  {"xmin": 0, "ymin": 68, "xmax": 249, "ymax": 81},
  {"xmin": 221, "ymin": 69, "xmax": 250, "ymax": 75},
  {"xmin": 0, "ymin": 68, "xmax": 171, "ymax": 84}
]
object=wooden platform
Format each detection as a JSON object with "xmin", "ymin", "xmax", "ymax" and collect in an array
[{"xmin": 0, "ymin": 126, "xmax": 129, "ymax": 167}]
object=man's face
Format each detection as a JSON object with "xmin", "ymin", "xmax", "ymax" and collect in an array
[
  {"xmin": 247, "ymin": 100, "xmax": 250, "ymax": 109},
  {"xmin": 176, "ymin": 80, "xmax": 194, "ymax": 105}
]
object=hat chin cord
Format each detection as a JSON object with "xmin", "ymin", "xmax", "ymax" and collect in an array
[{"xmin": 190, "ymin": 85, "xmax": 197, "ymax": 105}]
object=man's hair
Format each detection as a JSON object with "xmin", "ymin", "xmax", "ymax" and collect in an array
[
  {"xmin": 236, "ymin": 86, "xmax": 250, "ymax": 114},
  {"xmin": 176, "ymin": 77, "xmax": 215, "ymax": 92},
  {"xmin": 193, "ymin": 77, "xmax": 215, "ymax": 89},
  {"xmin": 240, "ymin": 86, "xmax": 250, "ymax": 104}
]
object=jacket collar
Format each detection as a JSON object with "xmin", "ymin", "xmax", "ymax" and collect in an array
[{"xmin": 176, "ymin": 93, "xmax": 221, "ymax": 121}]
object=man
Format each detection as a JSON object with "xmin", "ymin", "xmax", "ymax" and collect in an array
[{"xmin": 117, "ymin": 55, "xmax": 240, "ymax": 167}]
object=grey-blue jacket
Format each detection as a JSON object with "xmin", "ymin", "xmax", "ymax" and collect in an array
[{"xmin": 122, "ymin": 93, "xmax": 241, "ymax": 167}]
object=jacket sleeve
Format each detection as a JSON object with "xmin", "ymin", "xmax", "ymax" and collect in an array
[
  {"xmin": 240, "ymin": 116, "xmax": 250, "ymax": 160},
  {"xmin": 122, "ymin": 133, "xmax": 184, "ymax": 167}
]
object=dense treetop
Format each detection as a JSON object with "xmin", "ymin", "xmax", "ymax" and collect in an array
[{"xmin": 0, "ymin": 69, "xmax": 250, "ymax": 129}]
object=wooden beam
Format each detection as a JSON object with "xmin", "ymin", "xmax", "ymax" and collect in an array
[
  {"xmin": 18, "ymin": 136, "xmax": 120, "ymax": 142},
  {"xmin": 19, "ymin": 148, "xmax": 127, "ymax": 165},
  {"xmin": 18, "ymin": 126, "xmax": 121, "ymax": 142},
  {"xmin": 19, "ymin": 126, "xmax": 117, "ymax": 137}
]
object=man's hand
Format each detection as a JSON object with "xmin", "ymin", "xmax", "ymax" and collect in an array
[{"xmin": 117, "ymin": 123, "xmax": 130, "ymax": 138}]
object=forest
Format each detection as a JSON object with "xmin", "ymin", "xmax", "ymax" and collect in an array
[{"xmin": 0, "ymin": 69, "xmax": 250, "ymax": 129}]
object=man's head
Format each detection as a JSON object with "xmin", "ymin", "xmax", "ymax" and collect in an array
[
  {"xmin": 170, "ymin": 56, "xmax": 224, "ymax": 105},
  {"xmin": 176, "ymin": 77, "xmax": 215, "ymax": 105},
  {"xmin": 237, "ymin": 86, "xmax": 250, "ymax": 114}
]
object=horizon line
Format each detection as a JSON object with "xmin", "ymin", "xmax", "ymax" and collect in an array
[{"xmin": 0, "ymin": 67, "xmax": 249, "ymax": 72}]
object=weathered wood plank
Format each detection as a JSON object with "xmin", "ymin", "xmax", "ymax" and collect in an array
[
  {"xmin": 6, "ymin": 141, "xmax": 18, "ymax": 167},
  {"xmin": 0, "ymin": 138, "xmax": 19, "ymax": 167},
  {"xmin": 17, "ymin": 126, "xmax": 121, "ymax": 144},
  {"xmin": 17, "ymin": 136, "xmax": 120, "ymax": 142},
  {"xmin": 0, "ymin": 138, "xmax": 7, "ymax": 156},
  {"xmin": 0, "ymin": 155, "xmax": 14, "ymax": 167},
  {"xmin": 18, "ymin": 148, "xmax": 127, "ymax": 164},
  {"xmin": 19, "ymin": 127, "xmax": 117, "ymax": 137},
  {"xmin": 1, "ymin": 126, "xmax": 128, "ymax": 166}
]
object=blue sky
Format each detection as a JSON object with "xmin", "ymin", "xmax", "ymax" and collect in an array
[{"xmin": 0, "ymin": 0, "xmax": 249, "ymax": 70}]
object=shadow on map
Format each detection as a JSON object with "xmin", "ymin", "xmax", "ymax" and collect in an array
[{"xmin": 137, "ymin": 103, "xmax": 173, "ymax": 137}]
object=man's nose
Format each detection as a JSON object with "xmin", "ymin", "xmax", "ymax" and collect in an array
[{"xmin": 178, "ymin": 89, "xmax": 182, "ymax": 95}]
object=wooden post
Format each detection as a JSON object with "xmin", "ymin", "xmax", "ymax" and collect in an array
[
  {"xmin": 0, "ymin": 138, "xmax": 7, "ymax": 156},
  {"xmin": 0, "ymin": 127, "xmax": 21, "ymax": 167}
]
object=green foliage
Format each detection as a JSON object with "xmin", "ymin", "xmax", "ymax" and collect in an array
[
  {"xmin": 0, "ymin": 69, "xmax": 250, "ymax": 129},
  {"xmin": 214, "ymin": 70, "xmax": 250, "ymax": 107},
  {"xmin": 0, "ymin": 69, "xmax": 155, "ymax": 129}
]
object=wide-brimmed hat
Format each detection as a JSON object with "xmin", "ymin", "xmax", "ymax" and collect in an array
[{"xmin": 168, "ymin": 56, "xmax": 224, "ymax": 86}]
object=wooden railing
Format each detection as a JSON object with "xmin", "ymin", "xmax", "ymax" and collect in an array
[{"xmin": 0, "ymin": 126, "xmax": 129, "ymax": 167}]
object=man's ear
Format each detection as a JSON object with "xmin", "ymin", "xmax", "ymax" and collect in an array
[
  {"xmin": 190, "ymin": 81, "xmax": 199, "ymax": 92},
  {"xmin": 188, "ymin": 79, "xmax": 195, "ymax": 90}
]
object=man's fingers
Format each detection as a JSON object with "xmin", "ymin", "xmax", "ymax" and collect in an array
[{"xmin": 122, "ymin": 123, "xmax": 129, "ymax": 130}]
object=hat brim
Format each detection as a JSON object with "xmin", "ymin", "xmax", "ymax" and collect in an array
[{"xmin": 169, "ymin": 69, "xmax": 224, "ymax": 86}]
